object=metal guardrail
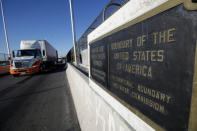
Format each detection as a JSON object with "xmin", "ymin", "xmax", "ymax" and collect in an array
[
  {"xmin": 76, "ymin": 0, "xmax": 129, "ymax": 52},
  {"xmin": 67, "ymin": 0, "xmax": 129, "ymax": 72},
  {"xmin": 0, "ymin": 53, "xmax": 10, "ymax": 66}
]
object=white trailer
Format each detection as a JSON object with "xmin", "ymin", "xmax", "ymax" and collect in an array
[{"xmin": 20, "ymin": 40, "xmax": 58, "ymax": 63}]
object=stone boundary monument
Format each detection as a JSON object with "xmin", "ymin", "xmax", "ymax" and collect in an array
[{"xmin": 89, "ymin": 0, "xmax": 197, "ymax": 130}]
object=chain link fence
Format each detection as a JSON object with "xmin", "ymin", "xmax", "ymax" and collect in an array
[
  {"xmin": 67, "ymin": 0, "xmax": 129, "ymax": 73},
  {"xmin": 76, "ymin": 0, "xmax": 129, "ymax": 51}
]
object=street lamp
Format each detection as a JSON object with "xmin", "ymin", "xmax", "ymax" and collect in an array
[
  {"xmin": 68, "ymin": 0, "xmax": 77, "ymax": 65},
  {"xmin": 0, "ymin": 0, "xmax": 11, "ymax": 60}
]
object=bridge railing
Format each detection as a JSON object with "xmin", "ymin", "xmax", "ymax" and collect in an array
[
  {"xmin": 0, "ymin": 53, "xmax": 9, "ymax": 66},
  {"xmin": 67, "ymin": 0, "xmax": 129, "ymax": 74},
  {"xmin": 0, "ymin": 53, "xmax": 10, "ymax": 75}
]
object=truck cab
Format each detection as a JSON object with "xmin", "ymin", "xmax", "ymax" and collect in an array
[
  {"xmin": 10, "ymin": 40, "xmax": 58, "ymax": 76},
  {"xmin": 10, "ymin": 49, "xmax": 42, "ymax": 76}
]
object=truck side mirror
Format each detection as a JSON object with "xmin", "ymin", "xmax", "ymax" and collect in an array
[{"xmin": 12, "ymin": 51, "xmax": 15, "ymax": 58}]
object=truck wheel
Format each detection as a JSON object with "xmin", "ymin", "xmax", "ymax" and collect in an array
[{"xmin": 39, "ymin": 64, "xmax": 45, "ymax": 72}]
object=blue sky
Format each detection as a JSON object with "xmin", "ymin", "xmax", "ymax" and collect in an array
[{"xmin": 0, "ymin": 0, "xmax": 109, "ymax": 56}]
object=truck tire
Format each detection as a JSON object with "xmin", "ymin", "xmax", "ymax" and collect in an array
[{"xmin": 39, "ymin": 64, "xmax": 45, "ymax": 73}]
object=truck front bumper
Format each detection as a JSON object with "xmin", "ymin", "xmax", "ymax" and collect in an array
[{"xmin": 10, "ymin": 66, "xmax": 40, "ymax": 75}]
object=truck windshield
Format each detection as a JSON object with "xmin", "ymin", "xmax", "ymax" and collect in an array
[{"xmin": 16, "ymin": 50, "xmax": 41, "ymax": 57}]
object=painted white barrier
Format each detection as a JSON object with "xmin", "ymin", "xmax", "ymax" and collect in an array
[
  {"xmin": 88, "ymin": 0, "xmax": 168, "ymax": 43},
  {"xmin": 66, "ymin": 64, "xmax": 154, "ymax": 131}
]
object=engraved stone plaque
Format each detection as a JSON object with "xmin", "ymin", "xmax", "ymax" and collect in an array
[
  {"xmin": 90, "ymin": 39, "xmax": 108, "ymax": 87},
  {"xmin": 90, "ymin": 5, "xmax": 197, "ymax": 131}
]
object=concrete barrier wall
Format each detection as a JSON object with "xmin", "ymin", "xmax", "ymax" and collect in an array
[
  {"xmin": 67, "ymin": 0, "xmax": 197, "ymax": 130},
  {"xmin": 66, "ymin": 64, "xmax": 154, "ymax": 131}
]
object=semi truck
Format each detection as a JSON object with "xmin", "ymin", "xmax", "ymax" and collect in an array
[{"xmin": 10, "ymin": 40, "xmax": 58, "ymax": 76}]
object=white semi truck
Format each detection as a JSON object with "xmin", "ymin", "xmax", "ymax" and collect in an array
[{"xmin": 10, "ymin": 40, "xmax": 58, "ymax": 76}]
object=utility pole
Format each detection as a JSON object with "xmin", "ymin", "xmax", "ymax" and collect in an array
[
  {"xmin": 68, "ymin": 0, "xmax": 77, "ymax": 65},
  {"xmin": 0, "ymin": 0, "xmax": 11, "ymax": 60}
]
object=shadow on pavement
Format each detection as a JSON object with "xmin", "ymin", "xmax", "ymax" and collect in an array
[
  {"xmin": 0, "ymin": 76, "xmax": 34, "ymax": 97},
  {"xmin": 0, "ymin": 64, "xmax": 66, "ymax": 99},
  {"xmin": 0, "ymin": 74, "xmax": 48, "ymax": 130},
  {"xmin": 0, "ymin": 86, "xmax": 63, "ymax": 102},
  {"xmin": 38, "ymin": 63, "xmax": 67, "ymax": 75}
]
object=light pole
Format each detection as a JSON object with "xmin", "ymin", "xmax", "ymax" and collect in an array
[
  {"xmin": 68, "ymin": 0, "xmax": 77, "ymax": 65},
  {"xmin": 0, "ymin": 0, "xmax": 11, "ymax": 60}
]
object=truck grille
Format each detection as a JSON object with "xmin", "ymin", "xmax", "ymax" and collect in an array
[{"xmin": 14, "ymin": 62, "xmax": 29, "ymax": 68}]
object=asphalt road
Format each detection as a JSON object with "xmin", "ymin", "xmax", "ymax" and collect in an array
[{"xmin": 0, "ymin": 64, "xmax": 80, "ymax": 131}]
